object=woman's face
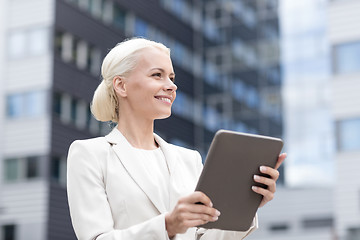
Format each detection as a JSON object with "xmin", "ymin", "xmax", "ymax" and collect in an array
[{"xmin": 120, "ymin": 47, "xmax": 177, "ymax": 120}]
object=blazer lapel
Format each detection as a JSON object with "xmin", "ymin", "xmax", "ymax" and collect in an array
[
  {"xmin": 105, "ymin": 128, "xmax": 167, "ymax": 214},
  {"xmin": 154, "ymin": 134, "xmax": 186, "ymax": 211},
  {"xmin": 153, "ymin": 133, "xmax": 177, "ymax": 176}
]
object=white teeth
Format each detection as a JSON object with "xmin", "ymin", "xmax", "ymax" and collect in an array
[{"xmin": 158, "ymin": 97, "xmax": 171, "ymax": 103}]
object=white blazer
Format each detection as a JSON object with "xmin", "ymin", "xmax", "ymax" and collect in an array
[{"xmin": 67, "ymin": 127, "xmax": 258, "ymax": 240}]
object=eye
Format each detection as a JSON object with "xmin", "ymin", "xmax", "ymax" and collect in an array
[
  {"xmin": 152, "ymin": 72, "xmax": 161, "ymax": 78},
  {"xmin": 170, "ymin": 76, "xmax": 175, "ymax": 83}
]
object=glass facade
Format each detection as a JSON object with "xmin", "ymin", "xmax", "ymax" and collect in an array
[
  {"xmin": 337, "ymin": 118, "xmax": 360, "ymax": 151},
  {"xmin": 334, "ymin": 41, "xmax": 360, "ymax": 74},
  {"xmin": 281, "ymin": 0, "xmax": 334, "ymax": 187}
]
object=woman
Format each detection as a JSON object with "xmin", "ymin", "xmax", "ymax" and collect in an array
[{"xmin": 67, "ymin": 38, "xmax": 286, "ymax": 240}]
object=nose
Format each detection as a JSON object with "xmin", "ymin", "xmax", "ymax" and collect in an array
[{"xmin": 165, "ymin": 78, "xmax": 177, "ymax": 92}]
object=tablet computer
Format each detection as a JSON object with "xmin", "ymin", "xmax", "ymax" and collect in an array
[{"xmin": 195, "ymin": 129, "xmax": 283, "ymax": 231}]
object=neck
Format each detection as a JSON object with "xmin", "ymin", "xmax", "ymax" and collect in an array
[{"xmin": 117, "ymin": 112, "xmax": 157, "ymax": 150}]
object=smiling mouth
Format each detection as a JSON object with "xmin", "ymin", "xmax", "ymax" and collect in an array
[{"xmin": 155, "ymin": 96, "xmax": 172, "ymax": 104}]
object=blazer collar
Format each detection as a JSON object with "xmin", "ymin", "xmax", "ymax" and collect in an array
[
  {"xmin": 105, "ymin": 127, "xmax": 178, "ymax": 213},
  {"xmin": 105, "ymin": 127, "xmax": 178, "ymax": 174}
]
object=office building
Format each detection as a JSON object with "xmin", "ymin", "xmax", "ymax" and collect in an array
[
  {"xmin": 0, "ymin": 0, "xmax": 282, "ymax": 239},
  {"xmin": 246, "ymin": 1, "xmax": 360, "ymax": 240},
  {"xmin": 328, "ymin": 0, "xmax": 360, "ymax": 239}
]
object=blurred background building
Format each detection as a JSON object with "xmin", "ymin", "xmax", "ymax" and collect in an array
[
  {"xmin": 248, "ymin": 0, "xmax": 336, "ymax": 239},
  {"xmin": 328, "ymin": 0, "xmax": 360, "ymax": 239},
  {"xmin": 1, "ymin": 0, "xmax": 359, "ymax": 239},
  {"xmin": 0, "ymin": 0, "xmax": 282, "ymax": 239},
  {"xmin": 247, "ymin": 0, "xmax": 360, "ymax": 240},
  {"xmin": 281, "ymin": 0, "xmax": 334, "ymax": 188}
]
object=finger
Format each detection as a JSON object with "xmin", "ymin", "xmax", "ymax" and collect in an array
[
  {"xmin": 185, "ymin": 219, "xmax": 213, "ymax": 228},
  {"xmin": 176, "ymin": 198, "xmax": 220, "ymax": 218},
  {"xmin": 259, "ymin": 166, "xmax": 280, "ymax": 181},
  {"xmin": 253, "ymin": 175, "xmax": 276, "ymax": 193},
  {"xmin": 252, "ymin": 186, "xmax": 274, "ymax": 203},
  {"xmin": 184, "ymin": 191, "xmax": 213, "ymax": 207},
  {"xmin": 188, "ymin": 204, "xmax": 221, "ymax": 218},
  {"xmin": 180, "ymin": 211, "xmax": 219, "ymax": 222},
  {"xmin": 274, "ymin": 153, "xmax": 287, "ymax": 170}
]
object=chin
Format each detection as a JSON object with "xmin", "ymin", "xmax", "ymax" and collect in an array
[{"xmin": 155, "ymin": 111, "xmax": 172, "ymax": 120}]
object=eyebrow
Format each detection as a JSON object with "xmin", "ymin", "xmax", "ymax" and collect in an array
[{"xmin": 150, "ymin": 68, "xmax": 175, "ymax": 76}]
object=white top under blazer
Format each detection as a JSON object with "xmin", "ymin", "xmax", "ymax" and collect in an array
[{"xmin": 67, "ymin": 127, "xmax": 258, "ymax": 240}]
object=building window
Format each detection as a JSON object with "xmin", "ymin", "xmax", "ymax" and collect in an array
[
  {"xmin": 3, "ymin": 157, "xmax": 40, "ymax": 182},
  {"xmin": 51, "ymin": 156, "xmax": 67, "ymax": 185},
  {"xmin": 302, "ymin": 217, "xmax": 333, "ymax": 229},
  {"xmin": 88, "ymin": 47, "xmax": 102, "ymax": 75},
  {"xmin": 28, "ymin": 28, "xmax": 49, "ymax": 56},
  {"xmin": 172, "ymin": 91, "xmax": 194, "ymax": 121},
  {"xmin": 113, "ymin": 5, "xmax": 126, "ymax": 30},
  {"xmin": 6, "ymin": 94, "xmax": 23, "ymax": 118},
  {"xmin": 245, "ymin": 86, "xmax": 259, "ymax": 109},
  {"xmin": 8, "ymin": 27, "xmax": 49, "ymax": 59},
  {"xmin": 347, "ymin": 227, "xmax": 360, "ymax": 240},
  {"xmin": 71, "ymin": 98, "xmax": 78, "ymax": 124},
  {"xmin": 55, "ymin": 30, "xmax": 102, "ymax": 76},
  {"xmin": 160, "ymin": 0, "xmax": 200, "ymax": 31},
  {"xmin": 8, "ymin": 30, "xmax": 26, "ymax": 59},
  {"xmin": 6, "ymin": 91, "xmax": 46, "ymax": 119},
  {"xmin": 203, "ymin": 105, "xmax": 222, "ymax": 131},
  {"xmin": 334, "ymin": 41, "xmax": 360, "ymax": 74},
  {"xmin": 26, "ymin": 91, "xmax": 47, "ymax": 117},
  {"xmin": 88, "ymin": 0, "xmax": 103, "ymax": 18},
  {"xmin": 76, "ymin": 40, "xmax": 89, "ymax": 70},
  {"xmin": 242, "ymin": 5, "xmax": 256, "ymax": 29},
  {"xmin": 204, "ymin": 61, "xmax": 220, "ymax": 87},
  {"xmin": 232, "ymin": 79, "xmax": 246, "ymax": 102},
  {"xmin": 2, "ymin": 224, "xmax": 16, "ymax": 240},
  {"xmin": 53, "ymin": 91, "xmax": 105, "ymax": 135},
  {"xmin": 337, "ymin": 118, "xmax": 360, "ymax": 151},
  {"xmin": 134, "ymin": 17, "xmax": 149, "ymax": 37},
  {"xmin": 204, "ymin": 17, "xmax": 219, "ymax": 42},
  {"xmin": 4, "ymin": 159, "xmax": 19, "ymax": 182},
  {"xmin": 269, "ymin": 223, "xmax": 289, "ymax": 232},
  {"xmin": 26, "ymin": 157, "xmax": 39, "ymax": 179},
  {"xmin": 53, "ymin": 92, "xmax": 62, "ymax": 116}
]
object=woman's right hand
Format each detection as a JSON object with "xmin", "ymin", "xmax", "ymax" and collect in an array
[{"xmin": 165, "ymin": 191, "xmax": 220, "ymax": 238}]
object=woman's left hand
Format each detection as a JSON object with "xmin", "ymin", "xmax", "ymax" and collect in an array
[{"xmin": 252, "ymin": 153, "xmax": 287, "ymax": 208}]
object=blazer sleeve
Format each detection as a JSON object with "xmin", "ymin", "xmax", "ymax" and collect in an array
[
  {"xmin": 67, "ymin": 140, "xmax": 169, "ymax": 240},
  {"xmin": 192, "ymin": 151, "xmax": 259, "ymax": 240}
]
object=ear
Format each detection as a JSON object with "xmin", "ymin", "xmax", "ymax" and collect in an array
[{"xmin": 113, "ymin": 76, "xmax": 127, "ymax": 97}]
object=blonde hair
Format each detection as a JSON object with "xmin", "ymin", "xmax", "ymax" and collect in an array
[{"xmin": 91, "ymin": 37, "xmax": 170, "ymax": 123}]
